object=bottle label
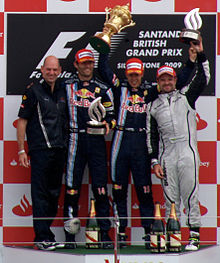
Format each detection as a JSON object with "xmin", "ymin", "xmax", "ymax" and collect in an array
[
  {"xmin": 150, "ymin": 234, "xmax": 158, "ymax": 248},
  {"xmin": 150, "ymin": 234, "xmax": 166, "ymax": 252},
  {"xmin": 86, "ymin": 230, "xmax": 99, "ymax": 244},
  {"xmin": 168, "ymin": 233, "xmax": 181, "ymax": 247},
  {"xmin": 160, "ymin": 234, "xmax": 166, "ymax": 249}
]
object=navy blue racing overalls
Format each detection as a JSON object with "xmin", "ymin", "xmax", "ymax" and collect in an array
[{"xmin": 64, "ymin": 74, "xmax": 115, "ymax": 241}]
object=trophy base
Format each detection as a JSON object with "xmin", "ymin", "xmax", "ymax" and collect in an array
[
  {"xmin": 179, "ymin": 29, "xmax": 200, "ymax": 45},
  {"xmin": 87, "ymin": 127, "xmax": 106, "ymax": 135},
  {"xmin": 89, "ymin": 36, "xmax": 110, "ymax": 54},
  {"xmin": 87, "ymin": 122, "xmax": 106, "ymax": 135}
]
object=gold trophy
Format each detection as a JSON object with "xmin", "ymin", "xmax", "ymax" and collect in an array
[
  {"xmin": 89, "ymin": 4, "xmax": 136, "ymax": 54},
  {"xmin": 87, "ymin": 97, "xmax": 106, "ymax": 135},
  {"xmin": 179, "ymin": 8, "xmax": 202, "ymax": 45}
]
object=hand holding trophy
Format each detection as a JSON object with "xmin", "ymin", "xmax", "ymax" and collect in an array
[
  {"xmin": 87, "ymin": 97, "xmax": 107, "ymax": 135},
  {"xmin": 89, "ymin": 3, "xmax": 135, "ymax": 54},
  {"xmin": 179, "ymin": 8, "xmax": 202, "ymax": 45}
]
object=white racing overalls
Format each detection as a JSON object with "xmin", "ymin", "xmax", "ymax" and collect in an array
[{"xmin": 147, "ymin": 53, "xmax": 210, "ymax": 228}]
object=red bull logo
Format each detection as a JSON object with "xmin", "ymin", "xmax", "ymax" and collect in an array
[
  {"xmin": 113, "ymin": 184, "xmax": 122, "ymax": 190},
  {"xmin": 122, "ymin": 102, "xmax": 147, "ymax": 113},
  {"xmin": 128, "ymin": 94, "xmax": 145, "ymax": 104},
  {"xmin": 67, "ymin": 189, "xmax": 78, "ymax": 195},
  {"xmin": 75, "ymin": 88, "xmax": 95, "ymax": 99}
]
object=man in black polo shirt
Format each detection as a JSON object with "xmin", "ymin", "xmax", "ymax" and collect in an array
[{"xmin": 17, "ymin": 56, "xmax": 68, "ymax": 251}]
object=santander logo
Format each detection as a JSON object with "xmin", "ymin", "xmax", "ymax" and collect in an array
[
  {"xmin": 196, "ymin": 113, "xmax": 207, "ymax": 130},
  {"xmin": 183, "ymin": 202, "xmax": 208, "ymax": 216},
  {"xmin": 12, "ymin": 195, "xmax": 32, "ymax": 216},
  {"xmin": 13, "ymin": 119, "xmax": 18, "ymax": 128}
]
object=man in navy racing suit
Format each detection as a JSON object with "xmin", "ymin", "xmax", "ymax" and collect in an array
[
  {"xmin": 146, "ymin": 39, "xmax": 210, "ymax": 251},
  {"xmin": 64, "ymin": 49, "xmax": 116, "ymax": 249}
]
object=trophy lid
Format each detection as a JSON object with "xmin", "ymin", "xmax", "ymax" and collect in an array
[
  {"xmin": 110, "ymin": 4, "xmax": 132, "ymax": 20},
  {"xmin": 184, "ymin": 8, "xmax": 202, "ymax": 30}
]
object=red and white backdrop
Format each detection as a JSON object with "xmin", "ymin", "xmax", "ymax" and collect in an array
[{"xmin": 0, "ymin": 0, "xmax": 220, "ymax": 247}]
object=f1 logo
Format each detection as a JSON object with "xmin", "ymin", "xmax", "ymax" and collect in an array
[{"xmin": 36, "ymin": 31, "xmax": 86, "ymax": 69}]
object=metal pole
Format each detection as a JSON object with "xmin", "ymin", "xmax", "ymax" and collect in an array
[{"xmin": 113, "ymin": 202, "xmax": 119, "ymax": 263}]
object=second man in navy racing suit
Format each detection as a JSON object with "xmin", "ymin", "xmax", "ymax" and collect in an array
[{"xmin": 98, "ymin": 54, "xmax": 158, "ymax": 248}]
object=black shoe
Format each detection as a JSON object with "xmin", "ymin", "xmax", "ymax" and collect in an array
[
  {"xmin": 118, "ymin": 233, "xmax": 127, "ymax": 248},
  {"xmin": 35, "ymin": 240, "xmax": 56, "ymax": 251},
  {"xmin": 101, "ymin": 231, "xmax": 114, "ymax": 249},
  {"xmin": 65, "ymin": 232, "xmax": 77, "ymax": 249},
  {"xmin": 143, "ymin": 234, "xmax": 151, "ymax": 249},
  {"xmin": 65, "ymin": 242, "xmax": 77, "ymax": 249},
  {"xmin": 51, "ymin": 238, "xmax": 65, "ymax": 249}
]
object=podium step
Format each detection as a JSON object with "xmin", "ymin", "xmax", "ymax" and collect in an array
[{"xmin": 2, "ymin": 245, "xmax": 220, "ymax": 263}]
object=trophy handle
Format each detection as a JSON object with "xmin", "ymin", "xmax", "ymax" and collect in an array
[
  {"xmin": 94, "ymin": 102, "xmax": 106, "ymax": 122},
  {"xmin": 105, "ymin": 7, "xmax": 111, "ymax": 23},
  {"xmin": 87, "ymin": 97, "xmax": 107, "ymax": 135},
  {"xmin": 118, "ymin": 20, "xmax": 136, "ymax": 32},
  {"xmin": 88, "ymin": 102, "xmax": 98, "ymax": 122},
  {"xmin": 88, "ymin": 97, "xmax": 106, "ymax": 122}
]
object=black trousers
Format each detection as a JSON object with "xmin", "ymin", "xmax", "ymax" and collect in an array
[
  {"xmin": 64, "ymin": 133, "xmax": 111, "ymax": 233},
  {"xmin": 111, "ymin": 132, "xmax": 154, "ymax": 231},
  {"xmin": 30, "ymin": 147, "xmax": 66, "ymax": 242}
]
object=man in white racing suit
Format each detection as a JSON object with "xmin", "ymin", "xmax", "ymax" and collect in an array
[{"xmin": 146, "ymin": 38, "xmax": 210, "ymax": 251}]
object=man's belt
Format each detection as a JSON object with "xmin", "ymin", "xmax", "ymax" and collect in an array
[
  {"xmin": 69, "ymin": 128, "xmax": 86, "ymax": 133},
  {"xmin": 116, "ymin": 126, "xmax": 146, "ymax": 132}
]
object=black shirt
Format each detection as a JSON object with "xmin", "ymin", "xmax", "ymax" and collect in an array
[{"xmin": 18, "ymin": 79, "xmax": 68, "ymax": 152}]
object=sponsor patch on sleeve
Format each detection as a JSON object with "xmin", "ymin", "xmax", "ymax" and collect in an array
[
  {"xmin": 95, "ymin": 87, "xmax": 101, "ymax": 93},
  {"xmin": 103, "ymin": 101, "xmax": 112, "ymax": 108}
]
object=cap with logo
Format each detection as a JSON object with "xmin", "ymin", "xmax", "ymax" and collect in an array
[
  {"xmin": 157, "ymin": 65, "xmax": 176, "ymax": 78},
  {"xmin": 75, "ymin": 49, "xmax": 95, "ymax": 63},
  {"xmin": 126, "ymin": 58, "xmax": 144, "ymax": 75}
]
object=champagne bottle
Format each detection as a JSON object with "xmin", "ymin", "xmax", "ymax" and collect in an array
[
  {"xmin": 166, "ymin": 202, "xmax": 181, "ymax": 252},
  {"xmin": 85, "ymin": 198, "xmax": 101, "ymax": 249},
  {"xmin": 150, "ymin": 202, "xmax": 166, "ymax": 253}
]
